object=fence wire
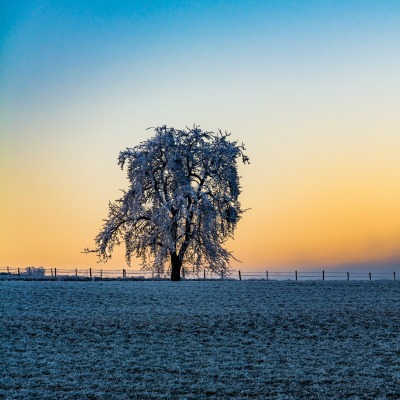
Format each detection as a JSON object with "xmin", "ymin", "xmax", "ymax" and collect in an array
[{"xmin": 0, "ymin": 267, "xmax": 398, "ymax": 281}]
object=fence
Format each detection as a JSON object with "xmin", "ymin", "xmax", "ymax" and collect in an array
[
  {"xmin": 0, "ymin": 266, "xmax": 161, "ymax": 280},
  {"xmin": 0, "ymin": 266, "xmax": 398, "ymax": 281},
  {"xmin": 237, "ymin": 270, "xmax": 397, "ymax": 281}
]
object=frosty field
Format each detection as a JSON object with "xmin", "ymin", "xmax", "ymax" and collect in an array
[{"xmin": 1, "ymin": 281, "xmax": 399, "ymax": 399}]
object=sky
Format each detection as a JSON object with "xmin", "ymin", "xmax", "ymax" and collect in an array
[{"xmin": 1, "ymin": 0, "xmax": 400, "ymax": 272}]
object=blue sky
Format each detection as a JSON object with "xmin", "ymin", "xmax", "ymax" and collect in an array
[{"xmin": 2, "ymin": 0, "xmax": 398, "ymax": 114}]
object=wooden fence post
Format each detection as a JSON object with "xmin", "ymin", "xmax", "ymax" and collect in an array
[
  {"xmin": 347, "ymin": 272, "xmax": 349, "ymax": 281},
  {"xmin": 54, "ymin": 268, "xmax": 57, "ymax": 279},
  {"xmin": 394, "ymin": 271, "xmax": 396, "ymax": 281},
  {"xmin": 323, "ymin": 270, "xmax": 325, "ymax": 281},
  {"xmin": 100, "ymin": 270, "xmax": 102, "ymax": 280},
  {"xmin": 238, "ymin": 270, "xmax": 242, "ymax": 281},
  {"xmin": 7, "ymin": 266, "xmax": 9, "ymax": 274},
  {"xmin": 75, "ymin": 268, "xmax": 78, "ymax": 278},
  {"xmin": 266, "ymin": 270, "xmax": 268, "ymax": 281},
  {"xmin": 18, "ymin": 267, "xmax": 20, "ymax": 278},
  {"xmin": 89, "ymin": 268, "xmax": 92, "ymax": 279},
  {"xmin": 204, "ymin": 269, "xmax": 206, "ymax": 279},
  {"xmin": 295, "ymin": 270, "xmax": 298, "ymax": 281},
  {"xmin": 369, "ymin": 272, "xmax": 371, "ymax": 281},
  {"xmin": 28, "ymin": 267, "xmax": 31, "ymax": 276},
  {"xmin": 123, "ymin": 269, "xmax": 126, "ymax": 279}
]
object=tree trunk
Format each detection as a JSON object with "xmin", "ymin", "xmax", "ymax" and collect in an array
[{"xmin": 170, "ymin": 252, "xmax": 182, "ymax": 281}]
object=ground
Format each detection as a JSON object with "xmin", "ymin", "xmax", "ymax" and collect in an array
[{"xmin": 1, "ymin": 280, "xmax": 399, "ymax": 399}]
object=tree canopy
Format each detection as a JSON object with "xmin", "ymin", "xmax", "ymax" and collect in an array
[{"xmin": 91, "ymin": 125, "xmax": 249, "ymax": 281}]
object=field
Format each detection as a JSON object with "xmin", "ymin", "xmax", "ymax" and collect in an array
[{"xmin": 1, "ymin": 280, "xmax": 400, "ymax": 399}]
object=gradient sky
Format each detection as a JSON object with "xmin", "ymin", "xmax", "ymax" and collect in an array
[{"xmin": 1, "ymin": 0, "xmax": 400, "ymax": 271}]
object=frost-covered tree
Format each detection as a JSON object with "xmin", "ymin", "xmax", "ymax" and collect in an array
[
  {"xmin": 91, "ymin": 126, "xmax": 249, "ymax": 281},
  {"xmin": 22, "ymin": 266, "xmax": 45, "ymax": 277}
]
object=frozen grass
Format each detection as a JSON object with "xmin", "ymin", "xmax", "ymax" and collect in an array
[{"xmin": 1, "ymin": 280, "xmax": 400, "ymax": 399}]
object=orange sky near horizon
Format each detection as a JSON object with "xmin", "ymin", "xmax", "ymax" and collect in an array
[{"xmin": 2, "ymin": 119, "xmax": 399, "ymax": 271}]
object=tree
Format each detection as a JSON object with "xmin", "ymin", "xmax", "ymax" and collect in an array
[
  {"xmin": 22, "ymin": 266, "xmax": 45, "ymax": 277},
  {"xmin": 90, "ymin": 125, "xmax": 249, "ymax": 281}
]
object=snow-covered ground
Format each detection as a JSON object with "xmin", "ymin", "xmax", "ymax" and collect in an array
[{"xmin": 1, "ymin": 281, "xmax": 399, "ymax": 399}]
